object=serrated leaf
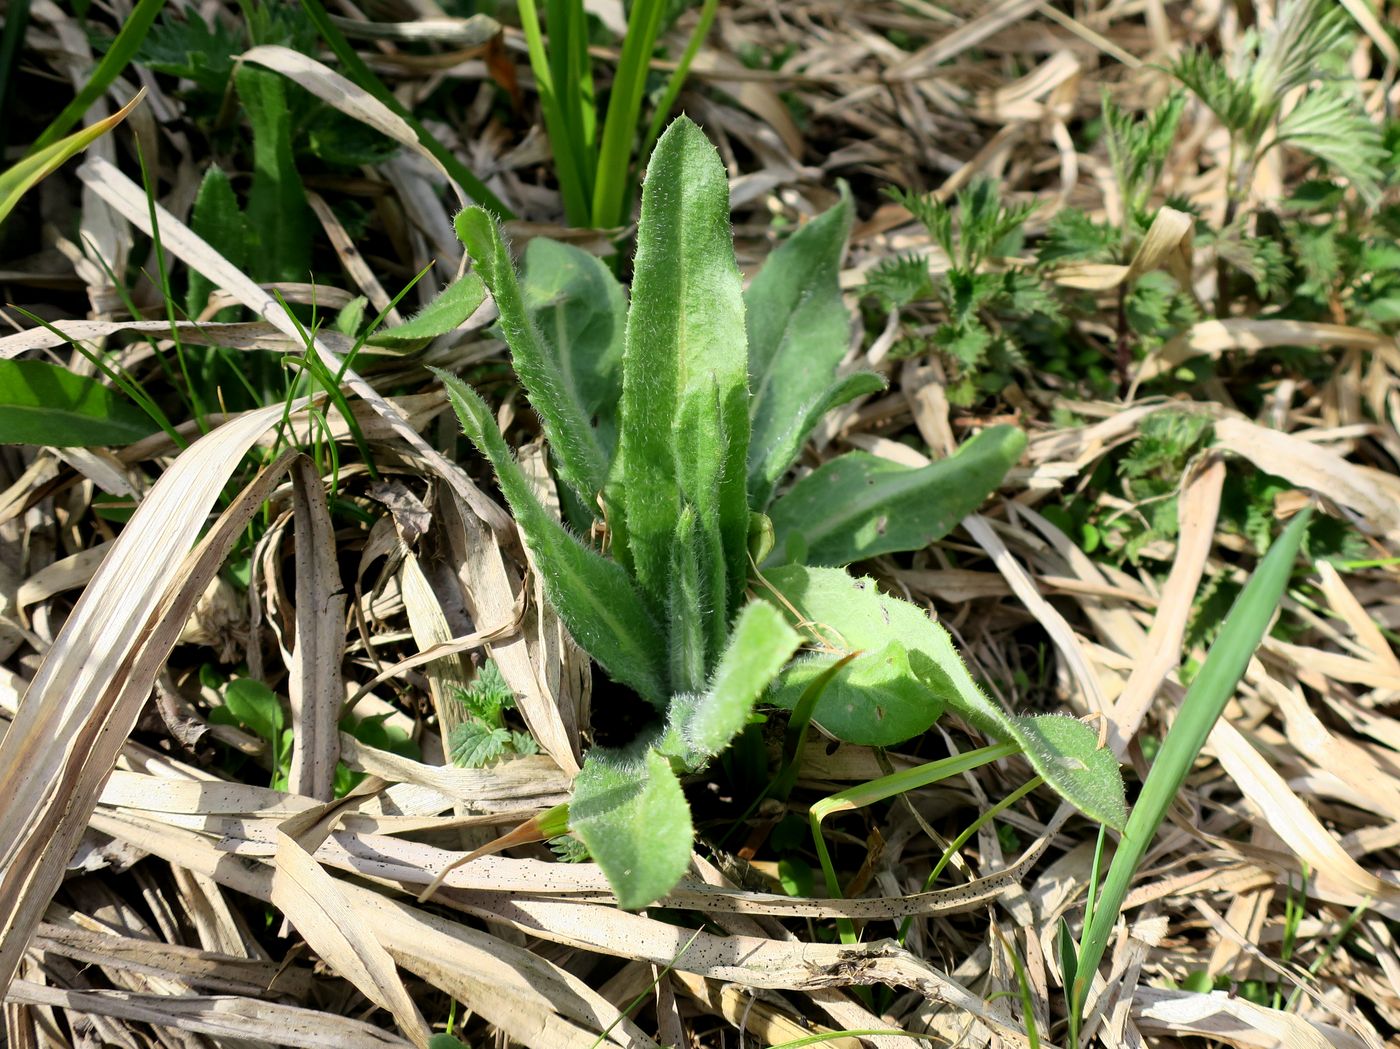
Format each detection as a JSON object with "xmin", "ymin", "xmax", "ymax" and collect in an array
[
  {"xmin": 448, "ymin": 718, "xmax": 511, "ymax": 768},
  {"xmin": 761, "ymin": 565, "xmax": 949, "ymax": 745},
  {"xmin": 767, "ymin": 425, "xmax": 1026, "ymax": 566},
  {"xmin": 456, "ymin": 209, "xmax": 611, "ymax": 505},
  {"xmin": 763, "ymin": 565, "xmax": 1128, "ymax": 826},
  {"xmin": 235, "ymin": 65, "xmax": 312, "ymax": 284},
  {"xmin": 366, "ymin": 274, "xmax": 486, "ymax": 350},
  {"xmin": 620, "ymin": 116, "xmax": 750, "ymax": 623},
  {"xmin": 521, "ymin": 236, "xmax": 627, "ymax": 474},
  {"xmin": 187, "ymin": 165, "xmax": 250, "ymax": 319},
  {"xmin": 678, "ymin": 602, "xmax": 799, "ymax": 758},
  {"xmin": 570, "ymin": 746, "xmax": 692, "ymax": 909},
  {"xmin": 746, "ymin": 188, "xmax": 856, "ymax": 502},
  {"xmin": 0, "ymin": 360, "xmax": 156, "ymax": 447},
  {"xmin": 435, "ymin": 370, "xmax": 668, "ymax": 706}
]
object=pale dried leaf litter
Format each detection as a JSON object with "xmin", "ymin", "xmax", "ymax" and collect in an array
[{"xmin": 3, "ymin": 0, "xmax": 1400, "ymax": 1046}]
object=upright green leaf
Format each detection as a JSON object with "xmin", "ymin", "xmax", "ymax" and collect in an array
[
  {"xmin": 745, "ymin": 187, "xmax": 861, "ymax": 504},
  {"xmin": 366, "ymin": 274, "xmax": 486, "ymax": 350},
  {"xmin": 1071, "ymin": 508, "xmax": 1314, "ymax": 1028},
  {"xmin": 435, "ymin": 370, "xmax": 667, "ymax": 705},
  {"xmin": 235, "ymin": 65, "xmax": 312, "ymax": 284},
  {"xmin": 456, "ymin": 209, "xmax": 611, "ymax": 505},
  {"xmin": 667, "ymin": 505, "xmax": 708, "ymax": 695},
  {"xmin": 671, "ymin": 601, "xmax": 800, "ymax": 760},
  {"xmin": 620, "ymin": 117, "xmax": 750, "ymax": 620},
  {"xmin": 767, "ymin": 425, "xmax": 1026, "ymax": 565},
  {"xmin": 520, "ymin": 236, "xmax": 626, "ymax": 474},
  {"xmin": 187, "ymin": 165, "xmax": 250, "ymax": 319},
  {"xmin": 748, "ymin": 371, "xmax": 886, "ymax": 510},
  {"xmin": 0, "ymin": 359, "xmax": 155, "ymax": 447},
  {"xmin": 570, "ymin": 746, "xmax": 692, "ymax": 909}
]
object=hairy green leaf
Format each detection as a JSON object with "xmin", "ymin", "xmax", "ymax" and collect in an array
[
  {"xmin": 748, "ymin": 371, "xmax": 887, "ymax": 510},
  {"xmin": 435, "ymin": 369, "xmax": 667, "ymax": 705},
  {"xmin": 0, "ymin": 359, "xmax": 155, "ymax": 447},
  {"xmin": 620, "ymin": 116, "xmax": 750, "ymax": 621},
  {"xmin": 186, "ymin": 165, "xmax": 250, "ymax": 319},
  {"xmin": 767, "ymin": 425, "xmax": 1026, "ymax": 566},
  {"xmin": 366, "ymin": 274, "xmax": 486, "ymax": 350},
  {"xmin": 448, "ymin": 718, "xmax": 511, "ymax": 768},
  {"xmin": 455, "ymin": 209, "xmax": 610, "ymax": 504},
  {"xmin": 235, "ymin": 65, "xmax": 312, "ymax": 284},
  {"xmin": 521, "ymin": 236, "xmax": 626, "ymax": 474},
  {"xmin": 675, "ymin": 601, "xmax": 800, "ymax": 759},
  {"xmin": 570, "ymin": 746, "xmax": 692, "ymax": 909},
  {"xmin": 763, "ymin": 565, "xmax": 1127, "ymax": 826},
  {"xmin": 760, "ymin": 565, "xmax": 948, "ymax": 745},
  {"xmin": 746, "ymin": 188, "xmax": 856, "ymax": 503}
]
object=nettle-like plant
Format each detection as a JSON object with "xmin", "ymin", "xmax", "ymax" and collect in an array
[{"xmin": 437, "ymin": 117, "xmax": 1125, "ymax": 908}]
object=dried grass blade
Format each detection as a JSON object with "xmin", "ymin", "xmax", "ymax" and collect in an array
[
  {"xmin": 0, "ymin": 437, "xmax": 301, "ymax": 993},
  {"xmin": 288, "ymin": 457, "xmax": 345, "ymax": 800},
  {"xmin": 75, "ymin": 155, "xmax": 512, "ymax": 533},
  {"xmin": 1108, "ymin": 455, "xmax": 1225, "ymax": 757}
]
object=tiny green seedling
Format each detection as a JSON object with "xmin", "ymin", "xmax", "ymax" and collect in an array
[{"xmin": 439, "ymin": 116, "xmax": 1118, "ymax": 908}]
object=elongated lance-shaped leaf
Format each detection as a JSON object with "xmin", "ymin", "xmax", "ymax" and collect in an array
[
  {"xmin": 0, "ymin": 359, "xmax": 156, "ymax": 447},
  {"xmin": 434, "ymin": 369, "xmax": 667, "ymax": 706},
  {"xmin": 570, "ymin": 745, "xmax": 692, "ymax": 909},
  {"xmin": 745, "ymin": 186, "xmax": 860, "ymax": 505},
  {"xmin": 667, "ymin": 506, "xmax": 708, "ymax": 695},
  {"xmin": 681, "ymin": 601, "xmax": 800, "ymax": 759},
  {"xmin": 1070, "ymin": 507, "xmax": 1313, "ymax": 1027},
  {"xmin": 366, "ymin": 273, "xmax": 486, "ymax": 350},
  {"xmin": 767, "ymin": 425, "xmax": 1026, "ymax": 565},
  {"xmin": 620, "ymin": 117, "xmax": 750, "ymax": 622},
  {"xmin": 455, "ymin": 208, "xmax": 612, "ymax": 506},
  {"xmin": 520, "ymin": 236, "xmax": 626, "ymax": 485},
  {"xmin": 750, "ymin": 371, "xmax": 887, "ymax": 510}
]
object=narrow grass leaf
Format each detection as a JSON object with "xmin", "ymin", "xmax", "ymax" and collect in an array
[
  {"xmin": 0, "ymin": 359, "xmax": 156, "ymax": 446},
  {"xmin": 435, "ymin": 370, "xmax": 666, "ymax": 705},
  {"xmin": 620, "ymin": 117, "xmax": 749, "ymax": 619},
  {"xmin": 26, "ymin": 0, "xmax": 161, "ymax": 154},
  {"xmin": 456, "ymin": 209, "xmax": 611, "ymax": 504},
  {"xmin": 0, "ymin": 89, "xmax": 144, "ymax": 225},
  {"xmin": 1070, "ymin": 507, "xmax": 1314, "ymax": 1025},
  {"xmin": 591, "ymin": 0, "xmax": 668, "ymax": 228},
  {"xmin": 569, "ymin": 747, "xmax": 692, "ymax": 909},
  {"xmin": 767, "ymin": 426, "xmax": 1026, "ymax": 564}
]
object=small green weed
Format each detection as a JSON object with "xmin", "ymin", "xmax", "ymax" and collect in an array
[{"xmin": 440, "ymin": 116, "xmax": 1121, "ymax": 908}]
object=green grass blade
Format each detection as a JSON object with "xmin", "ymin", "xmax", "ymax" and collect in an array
[
  {"xmin": 0, "ymin": 90, "xmax": 144, "ymax": 225},
  {"xmin": 619, "ymin": 117, "xmax": 750, "ymax": 622},
  {"xmin": 591, "ymin": 0, "xmax": 668, "ymax": 228},
  {"xmin": 520, "ymin": 0, "xmax": 592, "ymax": 225},
  {"xmin": 636, "ymin": 0, "xmax": 719, "ymax": 172},
  {"xmin": 435, "ymin": 369, "xmax": 667, "ymax": 706},
  {"xmin": 455, "ymin": 208, "xmax": 611, "ymax": 503},
  {"xmin": 26, "ymin": 0, "xmax": 163, "ymax": 155},
  {"xmin": 1069, "ymin": 507, "xmax": 1314, "ymax": 1031},
  {"xmin": 297, "ymin": 0, "xmax": 512, "ymax": 219}
]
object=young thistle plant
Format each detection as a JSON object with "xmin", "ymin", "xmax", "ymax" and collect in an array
[{"xmin": 438, "ymin": 117, "xmax": 1124, "ymax": 908}]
